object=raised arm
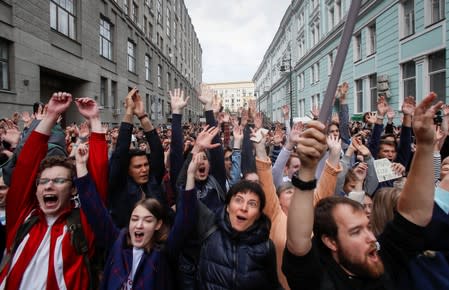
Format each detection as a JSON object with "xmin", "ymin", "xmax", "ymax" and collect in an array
[
  {"xmin": 338, "ymin": 82, "xmax": 351, "ymax": 148},
  {"xmin": 75, "ymin": 143, "xmax": 119, "ymax": 249},
  {"xmin": 229, "ymin": 119, "xmax": 243, "ymax": 186},
  {"xmin": 286, "ymin": 121, "xmax": 327, "ymax": 256},
  {"xmin": 169, "ymin": 88, "xmax": 190, "ymax": 197},
  {"xmin": 6, "ymin": 93, "xmax": 71, "ymax": 246},
  {"xmin": 75, "ymin": 97, "xmax": 109, "ymax": 204},
  {"xmin": 109, "ymin": 89, "xmax": 137, "ymax": 190},
  {"xmin": 395, "ymin": 96, "xmax": 415, "ymax": 167},
  {"xmin": 397, "ymin": 92, "xmax": 443, "ymax": 226}
]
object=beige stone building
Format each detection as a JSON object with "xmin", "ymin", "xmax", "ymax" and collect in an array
[{"xmin": 207, "ymin": 81, "xmax": 255, "ymax": 114}]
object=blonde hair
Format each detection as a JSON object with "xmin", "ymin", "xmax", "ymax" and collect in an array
[{"xmin": 371, "ymin": 187, "xmax": 401, "ymax": 236}]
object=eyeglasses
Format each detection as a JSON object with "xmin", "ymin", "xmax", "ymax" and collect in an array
[
  {"xmin": 36, "ymin": 178, "xmax": 72, "ymax": 186},
  {"xmin": 233, "ymin": 195, "xmax": 259, "ymax": 209}
]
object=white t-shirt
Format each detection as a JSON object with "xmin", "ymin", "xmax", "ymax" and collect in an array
[{"xmin": 124, "ymin": 247, "xmax": 144, "ymax": 290}]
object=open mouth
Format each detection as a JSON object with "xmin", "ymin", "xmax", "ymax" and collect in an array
[
  {"xmin": 135, "ymin": 232, "xmax": 144, "ymax": 238},
  {"xmin": 236, "ymin": 215, "xmax": 247, "ymax": 221},
  {"xmin": 43, "ymin": 194, "xmax": 58, "ymax": 205},
  {"xmin": 198, "ymin": 167, "xmax": 206, "ymax": 174},
  {"xmin": 367, "ymin": 247, "xmax": 379, "ymax": 261}
]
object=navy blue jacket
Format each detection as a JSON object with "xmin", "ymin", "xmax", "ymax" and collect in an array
[
  {"xmin": 108, "ymin": 122, "xmax": 166, "ymax": 228},
  {"xmin": 197, "ymin": 206, "xmax": 281, "ymax": 290},
  {"xmin": 78, "ymin": 173, "xmax": 197, "ymax": 290}
]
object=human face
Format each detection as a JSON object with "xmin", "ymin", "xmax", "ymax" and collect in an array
[
  {"xmin": 36, "ymin": 166, "xmax": 74, "ymax": 217},
  {"xmin": 286, "ymin": 157, "xmax": 301, "ymax": 179},
  {"xmin": 363, "ymin": 195, "xmax": 373, "ymax": 219},
  {"xmin": 138, "ymin": 142, "xmax": 148, "ymax": 152},
  {"xmin": 0, "ymin": 176, "xmax": 8, "ymax": 207},
  {"xmin": 129, "ymin": 155, "xmax": 150, "ymax": 185},
  {"xmin": 329, "ymin": 124, "xmax": 340, "ymax": 138},
  {"xmin": 129, "ymin": 205, "xmax": 162, "ymax": 248},
  {"xmin": 194, "ymin": 152, "xmax": 210, "ymax": 181},
  {"xmin": 224, "ymin": 151, "xmax": 232, "ymax": 176},
  {"xmin": 279, "ymin": 187, "xmax": 294, "ymax": 214},
  {"xmin": 227, "ymin": 191, "xmax": 261, "ymax": 232},
  {"xmin": 378, "ymin": 144, "xmax": 396, "ymax": 161},
  {"xmin": 343, "ymin": 179, "xmax": 357, "ymax": 194},
  {"xmin": 331, "ymin": 204, "xmax": 384, "ymax": 278}
]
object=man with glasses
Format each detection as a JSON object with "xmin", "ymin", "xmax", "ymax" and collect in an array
[{"xmin": 0, "ymin": 92, "xmax": 98, "ymax": 289}]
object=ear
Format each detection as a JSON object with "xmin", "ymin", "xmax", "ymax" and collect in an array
[
  {"xmin": 71, "ymin": 186, "xmax": 77, "ymax": 197},
  {"xmin": 322, "ymin": 235, "xmax": 338, "ymax": 252},
  {"xmin": 155, "ymin": 219, "xmax": 163, "ymax": 231}
]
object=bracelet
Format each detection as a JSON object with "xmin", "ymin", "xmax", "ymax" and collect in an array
[
  {"xmin": 291, "ymin": 174, "xmax": 317, "ymax": 191},
  {"xmin": 138, "ymin": 113, "xmax": 148, "ymax": 121}
]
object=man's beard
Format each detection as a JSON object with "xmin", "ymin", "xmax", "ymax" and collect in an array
[{"xmin": 337, "ymin": 242, "xmax": 385, "ymax": 279}]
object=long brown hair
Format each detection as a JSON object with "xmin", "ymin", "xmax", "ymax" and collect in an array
[
  {"xmin": 371, "ymin": 187, "xmax": 401, "ymax": 237},
  {"xmin": 127, "ymin": 198, "xmax": 170, "ymax": 252}
]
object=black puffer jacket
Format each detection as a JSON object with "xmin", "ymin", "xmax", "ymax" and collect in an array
[{"xmin": 197, "ymin": 206, "xmax": 282, "ymax": 290}]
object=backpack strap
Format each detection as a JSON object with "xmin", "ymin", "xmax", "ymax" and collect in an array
[
  {"xmin": 0, "ymin": 214, "xmax": 39, "ymax": 273},
  {"xmin": 67, "ymin": 207, "xmax": 93, "ymax": 290}
]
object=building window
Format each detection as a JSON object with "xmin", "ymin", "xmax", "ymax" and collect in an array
[
  {"xmin": 328, "ymin": 50, "xmax": 336, "ymax": 76},
  {"xmin": 369, "ymin": 74, "xmax": 377, "ymax": 111},
  {"xmin": 335, "ymin": 0, "xmax": 342, "ymax": 23},
  {"xmin": 111, "ymin": 80, "xmax": 117, "ymax": 109},
  {"xmin": 310, "ymin": 18, "xmax": 320, "ymax": 46},
  {"xmin": 0, "ymin": 40, "xmax": 9, "ymax": 90},
  {"xmin": 354, "ymin": 32, "xmax": 362, "ymax": 61},
  {"xmin": 428, "ymin": 0, "xmax": 445, "ymax": 24},
  {"xmin": 157, "ymin": 0, "xmax": 162, "ymax": 25},
  {"xmin": 166, "ymin": 72, "xmax": 171, "ymax": 90},
  {"xmin": 100, "ymin": 77, "xmax": 107, "ymax": 107},
  {"xmin": 166, "ymin": 7, "xmax": 171, "ymax": 37},
  {"xmin": 367, "ymin": 23, "xmax": 376, "ymax": 56},
  {"xmin": 355, "ymin": 79, "xmax": 363, "ymax": 113},
  {"xmin": 298, "ymin": 11, "xmax": 305, "ymax": 30},
  {"xmin": 149, "ymin": 23, "xmax": 154, "ymax": 40},
  {"xmin": 50, "ymin": 0, "xmax": 76, "ymax": 39},
  {"xmin": 299, "ymin": 98, "xmax": 306, "ymax": 117},
  {"xmin": 298, "ymin": 72, "xmax": 305, "ymax": 90},
  {"xmin": 402, "ymin": 60, "xmax": 416, "ymax": 100},
  {"xmin": 311, "ymin": 94, "xmax": 320, "ymax": 110},
  {"xmin": 145, "ymin": 55, "xmax": 151, "ymax": 81},
  {"xmin": 328, "ymin": 5, "xmax": 335, "ymax": 31},
  {"xmin": 100, "ymin": 18, "xmax": 112, "ymax": 60},
  {"xmin": 132, "ymin": 1, "xmax": 138, "ymax": 23},
  {"xmin": 127, "ymin": 40, "xmax": 136, "ymax": 73},
  {"xmin": 173, "ymin": 21, "xmax": 177, "ymax": 47},
  {"xmin": 298, "ymin": 36, "xmax": 305, "ymax": 59},
  {"xmin": 123, "ymin": 0, "xmax": 129, "ymax": 15},
  {"xmin": 311, "ymin": 62, "xmax": 320, "ymax": 84},
  {"xmin": 429, "ymin": 50, "xmax": 446, "ymax": 103},
  {"xmin": 157, "ymin": 64, "xmax": 162, "ymax": 87},
  {"xmin": 402, "ymin": 0, "xmax": 415, "ymax": 37}
]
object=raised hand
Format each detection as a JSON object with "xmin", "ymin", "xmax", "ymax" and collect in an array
[
  {"xmin": 286, "ymin": 121, "xmax": 303, "ymax": 150},
  {"xmin": 413, "ymin": 92, "xmax": 443, "ymax": 145},
  {"xmin": 353, "ymin": 162, "xmax": 368, "ymax": 181},
  {"xmin": 170, "ymin": 88, "xmax": 190, "ymax": 114},
  {"xmin": 240, "ymin": 109, "xmax": 249, "ymax": 127},
  {"xmin": 331, "ymin": 112, "xmax": 339, "ymax": 124},
  {"xmin": 282, "ymin": 105, "xmax": 290, "ymax": 120},
  {"xmin": 198, "ymin": 84, "xmax": 215, "ymax": 110},
  {"xmin": 35, "ymin": 104, "xmax": 47, "ymax": 120},
  {"xmin": 295, "ymin": 121, "xmax": 327, "ymax": 172},
  {"xmin": 310, "ymin": 105, "xmax": 320, "ymax": 119},
  {"xmin": 187, "ymin": 152, "xmax": 202, "ymax": 176},
  {"xmin": 365, "ymin": 112, "xmax": 377, "ymax": 125},
  {"xmin": 124, "ymin": 88, "xmax": 138, "ymax": 115},
  {"xmin": 75, "ymin": 97, "xmax": 99, "ymax": 120},
  {"xmin": 1, "ymin": 119, "xmax": 20, "ymax": 147},
  {"xmin": 352, "ymin": 137, "xmax": 371, "ymax": 157},
  {"xmin": 377, "ymin": 95, "xmax": 388, "ymax": 116},
  {"xmin": 402, "ymin": 96, "xmax": 416, "ymax": 116},
  {"xmin": 21, "ymin": 111, "xmax": 33, "ymax": 128},
  {"xmin": 195, "ymin": 125, "xmax": 221, "ymax": 151},
  {"xmin": 391, "ymin": 162, "xmax": 405, "ymax": 177},
  {"xmin": 47, "ymin": 92, "xmax": 72, "ymax": 117},
  {"xmin": 386, "ymin": 107, "xmax": 396, "ymax": 121},
  {"xmin": 327, "ymin": 134, "xmax": 341, "ymax": 156},
  {"xmin": 254, "ymin": 112, "xmax": 263, "ymax": 129},
  {"xmin": 132, "ymin": 90, "xmax": 145, "ymax": 117}
]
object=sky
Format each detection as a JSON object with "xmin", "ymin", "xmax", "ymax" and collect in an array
[{"xmin": 185, "ymin": 0, "xmax": 291, "ymax": 83}]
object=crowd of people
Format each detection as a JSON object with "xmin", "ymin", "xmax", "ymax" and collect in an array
[{"xmin": 0, "ymin": 82, "xmax": 448, "ymax": 290}]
